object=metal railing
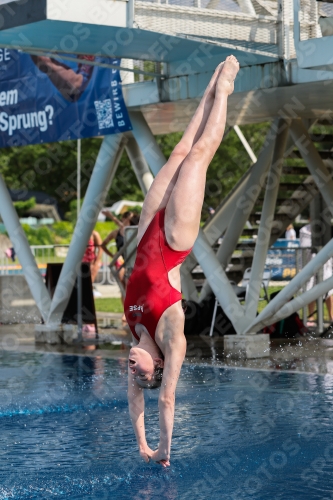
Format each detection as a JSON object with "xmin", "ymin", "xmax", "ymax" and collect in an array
[
  {"xmin": 133, "ymin": 0, "xmax": 332, "ymax": 65},
  {"xmin": 0, "ymin": 244, "xmax": 118, "ymax": 285},
  {"xmin": 1, "ymin": 241, "xmax": 330, "ymax": 286},
  {"xmin": 108, "ymin": 228, "xmax": 138, "ymax": 298}
]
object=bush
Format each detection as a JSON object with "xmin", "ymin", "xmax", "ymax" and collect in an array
[
  {"xmin": 65, "ymin": 199, "xmax": 82, "ymax": 224},
  {"xmin": 13, "ymin": 197, "xmax": 36, "ymax": 217},
  {"xmin": 22, "ymin": 224, "xmax": 54, "ymax": 245},
  {"xmin": 52, "ymin": 221, "xmax": 74, "ymax": 243},
  {"xmin": 20, "ymin": 220, "xmax": 119, "ymax": 246},
  {"xmin": 95, "ymin": 221, "xmax": 117, "ymax": 241}
]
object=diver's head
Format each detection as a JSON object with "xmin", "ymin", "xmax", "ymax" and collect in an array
[{"xmin": 128, "ymin": 346, "xmax": 164, "ymax": 389}]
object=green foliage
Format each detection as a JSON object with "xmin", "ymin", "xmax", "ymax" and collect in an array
[
  {"xmin": 22, "ymin": 224, "xmax": 55, "ymax": 246},
  {"xmin": 130, "ymin": 205, "xmax": 142, "ymax": 214},
  {"xmin": 24, "ymin": 222, "xmax": 74, "ymax": 246},
  {"xmin": 52, "ymin": 221, "xmax": 74, "ymax": 243},
  {"xmin": 13, "ymin": 197, "xmax": 36, "ymax": 216},
  {"xmin": 19, "ymin": 220, "xmax": 118, "ymax": 246},
  {"xmin": 0, "ymin": 123, "xmax": 270, "ymax": 224},
  {"xmin": 107, "ymin": 151, "xmax": 144, "ymax": 205},
  {"xmin": 0, "ymin": 139, "xmax": 104, "ymax": 215},
  {"xmin": 133, "ymin": 61, "xmax": 157, "ymax": 83},
  {"xmin": 94, "ymin": 221, "xmax": 117, "ymax": 241},
  {"xmin": 65, "ymin": 198, "xmax": 84, "ymax": 224}
]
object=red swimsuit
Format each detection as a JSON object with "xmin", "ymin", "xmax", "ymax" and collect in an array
[{"xmin": 124, "ymin": 209, "xmax": 192, "ymax": 341}]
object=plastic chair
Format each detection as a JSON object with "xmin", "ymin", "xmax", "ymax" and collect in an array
[{"xmin": 241, "ymin": 267, "xmax": 271, "ymax": 303}]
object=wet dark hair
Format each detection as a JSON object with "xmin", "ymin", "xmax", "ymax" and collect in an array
[
  {"xmin": 153, "ymin": 367, "xmax": 163, "ymax": 385},
  {"xmin": 136, "ymin": 367, "xmax": 164, "ymax": 390}
]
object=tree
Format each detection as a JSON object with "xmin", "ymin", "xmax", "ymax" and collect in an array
[
  {"xmin": 0, "ymin": 123, "xmax": 269, "ymax": 222},
  {"xmin": 13, "ymin": 197, "xmax": 36, "ymax": 217}
]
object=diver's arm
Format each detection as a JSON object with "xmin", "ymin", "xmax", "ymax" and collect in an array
[
  {"xmin": 127, "ymin": 369, "xmax": 153, "ymax": 461},
  {"xmin": 152, "ymin": 336, "xmax": 186, "ymax": 465}
]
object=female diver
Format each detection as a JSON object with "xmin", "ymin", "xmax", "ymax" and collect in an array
[{"xmin": 125, "ymin": 55, "xmax": 240, "ymax": 467}]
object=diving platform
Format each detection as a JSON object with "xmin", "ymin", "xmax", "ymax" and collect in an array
[{"xmin": 1, "ymin": 0, "xmax": 333, "ymax": 352}]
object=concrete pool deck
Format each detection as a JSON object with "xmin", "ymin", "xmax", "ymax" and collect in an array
[{"xmin": 2, "ymin": 314, "xmax": 333, "ymax": 375}]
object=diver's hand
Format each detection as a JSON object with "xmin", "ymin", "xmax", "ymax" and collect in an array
[
  {"xmin": 150, "ymin": 449, "xmax": 170, "ymax": 468},
  {"xmin": 139, "ymin": 445, "xmax": 154, "ymax": 463}
]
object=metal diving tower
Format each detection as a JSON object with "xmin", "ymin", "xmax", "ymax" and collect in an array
[{"xmin": 0, "ymin": 0, "xmax": 333, "ymax": 356}]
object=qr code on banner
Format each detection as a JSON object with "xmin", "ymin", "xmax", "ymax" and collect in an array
[{"xmin": 94, "ymin": 99, "xmax": 114, "ymax": 130}]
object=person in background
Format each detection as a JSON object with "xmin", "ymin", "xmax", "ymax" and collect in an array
[
  {"xmin": 80, "ymin": 230, "xmax": 103, "ymax": 334},
  {"xmin": 299, "ymin": 223, "xmax": 333, "ymax": 323},
  {"xmin": 129, "ymin": 213, "xmax": 140, "ymax": 227},
  {"xmin": 101, "ymin": 210, "xmax": 134, "ymax": 320},
  {"xmin": 5, "ymin": 247, "xmax": 16, "ymax": 262},
  {"xmin": 82, "ymin": 230, "xmax": 103, "ymax": 290},
  {"xmin": 285, "ymin": 223, "xmax": 296, "ymax": 240}
]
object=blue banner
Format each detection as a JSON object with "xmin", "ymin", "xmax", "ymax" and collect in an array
[
  {"xmin": 266, "ymin": 239, "xmax": 300, "ymax": 280},
  {"xmin": 0, "ymin": 48, "xmax": 132, "ymax": 147}
]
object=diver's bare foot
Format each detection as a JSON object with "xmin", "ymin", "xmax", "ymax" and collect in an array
[{"xmin": 217, "ymin": 55, "xmax": 240, "ymax": 95}]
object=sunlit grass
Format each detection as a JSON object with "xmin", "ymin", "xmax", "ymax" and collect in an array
[{"xmin": 94, "ymin": 298, "xmax": 123, "ymax": 313}]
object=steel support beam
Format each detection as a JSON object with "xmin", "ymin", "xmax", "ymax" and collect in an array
[
  {"xmin": 199, "ymin": 121, "xmax": 278, "ymax": 303},
  {"xmin": 47, "ymin": 134, "xmax": 125, "ymax": 325},
  {"xmin": 193, "ymin": 229, "xmax": 247, "ymax": 333},
  {"xmin": 129, "ymin": 111, "xmax": 165, "ymax": 175},
  {"xmin": 125, "ymin": 136, "xmax": 154, "ymax": 195},
  {"xmin": 245, "ymin": 238, "xmax": 333, "ymax": 332},
  {"xmin": 0, "ymin": 173, "xmax": 51, "ymax": 322},
  {"xmin": 233, "ymin": 125, "xmax": 257, "ymax": 164},
  {"xmin": 203, "ymin": 129, "xmax": 299, "ymax": 252},
  {"xmin": 237, "ymin": 0, "xmax": 256, "ymax": 15},
  {"xmin": 290, "ymin": 120, "xmax": 333, "ymax": 215},
  {"xmin": 245, "ymin": 119, "xmax": 290, "ymax": 318},
  {"xmin": 180, "ymin": 266, "xmax": 199, "ymax": 301},
  {"xmin": 261, "ymin": 275, "xmax": 333, "ymax": 330},
  {"xmin": 206, "ymin": 0, "xmax": 256, "ymax": 15}
]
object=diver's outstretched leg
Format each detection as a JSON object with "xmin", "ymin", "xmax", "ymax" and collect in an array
[
  {"xmin": 137, "ymin": 62, "xmax": 224, "ymax": 243},
  {"xmin": 164, "ymin": 55, "xmax": 240, "ymax": 251}
]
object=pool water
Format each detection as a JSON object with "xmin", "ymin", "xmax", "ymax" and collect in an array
[{"xmin": 1, "ymin": 352, "xmax": 333, "ymax": 499}]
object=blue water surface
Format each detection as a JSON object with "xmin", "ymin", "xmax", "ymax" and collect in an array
[{"xmin": 1, "ymin": 351, "xmax": 333, "ymax": 499}]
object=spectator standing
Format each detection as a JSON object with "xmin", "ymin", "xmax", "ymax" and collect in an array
[
  {"xmin": 285, "ymin": 223, "xmax": 296, "ymax": 240},
  {"xmin": 299, "ymin": 223, "xmax": 333, "ymax": 322},
  {"xmin": 101, "ymin": 210, "xmax": 135, "ymax": 321},
  {"xmin": 82, "ymin": 230, "xmax": 103, "ymax": 285}
]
